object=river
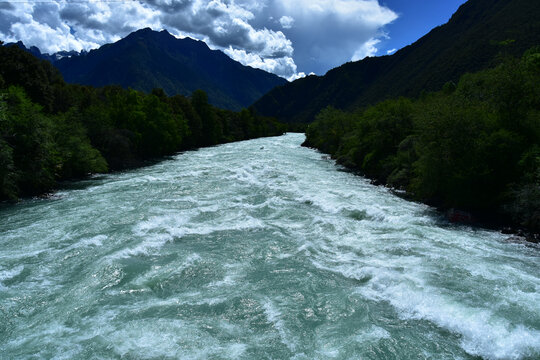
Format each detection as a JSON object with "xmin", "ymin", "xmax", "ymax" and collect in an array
[{"xmin": 1, "ymin": 133, "xmax": 539, "ymax": 359}]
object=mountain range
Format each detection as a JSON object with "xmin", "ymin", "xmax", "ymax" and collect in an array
[
  {"xmin": 252, "ymin": 0, "xmax": 540, "ymax": 123},
  {"xmin": 7, "ymin": 28, "xmax": 286, "ymax": 111},
  {"xmin": 4, "ymin": 0, "xmax": 539, "ymax": 120}
]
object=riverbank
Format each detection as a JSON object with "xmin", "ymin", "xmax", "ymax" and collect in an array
[
  {"xmin": 0, "ymin": 45, "xmax": 286, "ymax": 201},
  {"xmin": 305, "ymin": 139, "xmax": 540, "ymax": 244},
  {"xmin": 2, "ymin": 133, "xmax": 539, "ymax": 359},
  {"xmin": 302, "ymin": 50, "xmax": 540, "ymax": 239}
]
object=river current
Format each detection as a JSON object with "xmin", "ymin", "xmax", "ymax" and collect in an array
[{"xmin": 1, "ymin": 133, "xmax": 539, "ymax": 359}]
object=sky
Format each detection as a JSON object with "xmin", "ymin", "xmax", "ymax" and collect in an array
[{"xmin": 0, "ymin": 0, "xmax": 467, "ymax": 80}]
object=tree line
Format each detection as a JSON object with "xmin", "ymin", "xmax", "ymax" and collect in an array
[
  {"xmin": 0, "ymin": 44, "xmax": 286, "ymax": 201},
  {"xmin": 304, "ymin": 48, "xmax": 540, "ymax": 234}
]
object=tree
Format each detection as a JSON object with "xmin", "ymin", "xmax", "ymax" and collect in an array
[
  {"xmin": 3, "ymin": 86, "xmax": 57, "ymax": 196},
  {"xmin": 0, "ymin": 91, "xmax": 18, "ymax": 200},
  {"xmin": 192, "ymin": 90, "xmax": 222, "ymax": 146}
]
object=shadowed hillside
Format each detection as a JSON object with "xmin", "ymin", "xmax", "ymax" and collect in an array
[
  {"xmin": 253, "ymin": 0, "xmax": 540, "ymax": 123},
  {"xmin": 53, "ymin": 28, "xmax": 286, "ymax": 111}
]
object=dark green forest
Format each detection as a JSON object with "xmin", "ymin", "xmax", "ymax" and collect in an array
[
  {"xmin": 0, "ymin": 44, "xmax": 286, "ymax": 201},
  {"xmin": 304, "ymin": 49, "xmax": 540, "ymax": 233}
]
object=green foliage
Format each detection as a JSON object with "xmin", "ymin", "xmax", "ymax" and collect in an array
[
  {"xmin": 508, "ymin": 146, "xmax": 540, "ymax": 231},
  {"xmin": 342, "ymin": 98, "xmax": 414, "ymax": 181},
  {"xmin": 192, "ymin": 89, "xmax": 222, "ymax": 146},
  {"xmin": 0, "ymin": 45, "xmax": 63, "ymax": 112},
  {"xmin": 411, "ymin": 97, "xmax": 502, "ymax": 209},
  {"xmin": 0, "ymin": 92, "xmax": 17, "ymax": 200},
  {"xmin": 53, "ymin": 110, "xmax": 108, "ymax": 178},
  {"xmin": 304, "ymin": 107, "xmax": 356, "ymax": 155},
  {"xmin": 0, "ymin": 137, "xmax": 16, "ymax": 200},
  {"xmin": 0, "ymin": 45, "xmax": 285, "ymax": 201},
  {"xmin": 3, "ymin": 86, "xmax": 57, "ymax": 196},
  {"xmin": 305, "ymin": 48, "xmax": 540, "ymax": 233}
]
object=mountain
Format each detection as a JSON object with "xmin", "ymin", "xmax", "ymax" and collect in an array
[
  {"xmin": 53, "ymin": 28, "xmax": 286, "ymax": 110},
  {"xmin": 3, "ymin": 41, "xmax": 83, "ymax": 63},
  {"xmin": 252, "ymin": 0, "xmax": 540, "ymax": 123}
]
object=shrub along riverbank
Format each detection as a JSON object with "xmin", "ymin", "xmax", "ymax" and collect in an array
[
  {"xmin": 303, "ymin": 48, "xmax": 540, "ymax": 235},
  {"xmin": 0, "ymin": 44, "xmax": 286, "ymax": 201}
]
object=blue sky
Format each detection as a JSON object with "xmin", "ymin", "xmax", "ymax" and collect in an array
[
  {"xmin": 379, "ymin": 0, "xmax": 467, "ymax": 54},
  {"xmin": 0, "ymin": 0, "xmax": 469, "ymax": 80}
]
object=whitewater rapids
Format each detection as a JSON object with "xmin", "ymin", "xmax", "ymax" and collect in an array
[{"xmin": 1, "ymin": 133, "xmax": 539, "ymax": 359}]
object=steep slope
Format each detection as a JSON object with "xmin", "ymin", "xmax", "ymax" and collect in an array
[
  {"xmin": 253, "ymin": 0, "xmax": 540, "ymax": 123},
  {"xmin": 54, "ymin": 28, "xmax": 286, "ymax": 110}
]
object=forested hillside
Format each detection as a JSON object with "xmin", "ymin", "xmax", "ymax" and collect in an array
[
  {"xmin": 254, "ymin": 0, "xmax": 540, "ymax": 123},
  {"xmin": 0, "ymin": 44, "xmax": 285, "ymax": 200},
  {"xmin": 303, "ymin": 49, "xmax": 540, "ymax": 234}
]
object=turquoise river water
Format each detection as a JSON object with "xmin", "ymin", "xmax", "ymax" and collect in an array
[{"xmin": 1, "ymin": 133, "xmax": 539, "ymax": 359}]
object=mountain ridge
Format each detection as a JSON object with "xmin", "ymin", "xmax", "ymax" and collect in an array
[
  {"xmin": 252, "ymin": 0, "xmax": 540, "ymax": 123},
  {"xmin": 22, "ymin": 28, "xmax": 287, "ymax": 111}
]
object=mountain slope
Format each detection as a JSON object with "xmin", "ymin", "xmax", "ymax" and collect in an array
[
  {"xmin": 54, "ymin": 28, "xmax": 286, "ymax": 110},
  {"xmin": 253, "ymin": 0, "xmax": 540, "ymax": 123}
]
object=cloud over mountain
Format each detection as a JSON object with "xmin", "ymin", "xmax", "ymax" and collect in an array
[{"xmin": 0, "ymin": 0, "xmax": 397, "ymax": 79}]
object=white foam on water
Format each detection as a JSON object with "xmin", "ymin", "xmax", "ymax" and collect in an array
[
  {"xmin": 357, "ymin": 272, "xmax": 540, "ymax": 360},
  {"xmin": 316, "ymin": 347, "xmax": 340, "ymax": 358},
  {"xmin": 227, "ymin": 343, "xmax": 248, "ymax": 357},
  {"xmin": 206, "ymin": 268, "xmax": 242, "ymax": 288},
  {"xmin": 4, "ymin": 320, "xmax": 77, "ymax": 354},
  {"xmin": 107, "ymin": 319, "xmax": 189, "ymax": 358},
  {"xmin": 1, "ymin": 134, "xmax": 539, "ymax": 359},
  {"xmin": 108, "ymin": 209, "xmax": 268, "ymax": 260},
  {"xmin": 353, "ymin": 325, "xmax": 391, "ymax": 343},
  {"xmin": 302, "ymin": 179, "xmax": 540, "ymax": 360},
  {"xmin": 232, "ymin": 166, "xmax": 265, "ymax": 187},
  {"xmin": 131, "ymin": 253, "xmax": 201, "ymax": 287},
  {"xmin": 108, "ymin": 233, "xmax": 174, "ymax": 259},
  {"xmin": 263, "ymin": 298, "xmax": 297, "ymax": 352},
  {"xmin": 66, "ymin": 235, "xmax": 107, "ymax": 251},
  {"xmin": 500, "ymin": 286, "xmax": 540, "ymax": 314},
  {"xmin": 132, "ymin": 213, "xmax": 191, "ymax": 237},
  {"xmin": 0, "ymin": 265, "xmax": 24, "ymax": 288}
]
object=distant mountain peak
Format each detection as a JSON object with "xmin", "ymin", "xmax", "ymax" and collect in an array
[
  {"xmin": 3, "ymin": 28, "xmax": 285, "ymax": 110},
  {"xmin": 2, "ymin": 40, "xmax": 81, "ymax": 63},
  {"xmin": 49, "ymin": 28, "xmax": 286, "ymax": 110}
]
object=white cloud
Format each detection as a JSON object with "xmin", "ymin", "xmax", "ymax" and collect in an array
[
  {"xmin": 157, "ymin": 0, "xmax": 296, "ymax": 77},
  {"xmin": 224, "ymin": 46, "xmax": 297, "ymax": 79},
  {"xmin": 7, "ymin": 19, "xmax": 98, "ymax": 53},
  {"xmin": 387, "ymin": 48, "xmax": 397, "ymax": 55},
  {"xmin": 275, "ymin": 0, "xmax": 396, "ymax": 24},
  {"xmin": 268, "ymin": 0, "xmax": 397, "ymax": 73},
  {"xmin": 0, "ymin": 0, "xmax": 399, "ymax": 79},
  {"xmin": 352, "ymin": 38, "xmax": 380, "ymax": 61},
  {"xmin": 279, "ymin": 15, "xmax": 294, "ymax": 29}
]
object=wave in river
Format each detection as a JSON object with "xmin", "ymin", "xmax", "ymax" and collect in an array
[{"xmin": 0, "ymin": 134, "xmax": 539, "ymax": 359}]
